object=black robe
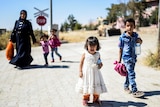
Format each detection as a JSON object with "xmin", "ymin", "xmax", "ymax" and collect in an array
[{"xmin": 10, "ymin": 19, "xmax": 36, "ymax": 67}]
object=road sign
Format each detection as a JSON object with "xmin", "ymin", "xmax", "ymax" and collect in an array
[
  {"xmin": 34, "ymin": 7, "xmax": 49, "ymax": 17},
  {"xmin": 36, "ymin": 16, "xmax": 46, "ymax": 26}
]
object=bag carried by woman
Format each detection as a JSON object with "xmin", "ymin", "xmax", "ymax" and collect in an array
[{"xmin": 6, "ymin": 41, "xmax": 14, "ymax": 60}]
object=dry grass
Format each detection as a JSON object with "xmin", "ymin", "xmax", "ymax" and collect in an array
[{"xmin": 59, "ymin": 30, "xmax": 99, "ymax": 43}]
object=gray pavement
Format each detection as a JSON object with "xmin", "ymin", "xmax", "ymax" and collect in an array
[{"xmin": 0, "ymin": 35, "xmax": 160, "ymax": 107}]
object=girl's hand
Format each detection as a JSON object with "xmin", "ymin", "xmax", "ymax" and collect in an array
[
  {"xmin": 79, "ymin": 71, "xmax": 83, "ymax": 78},
  {"xmin": 98, "ymin": 63, "xmax": 103, "ymax": 69}
]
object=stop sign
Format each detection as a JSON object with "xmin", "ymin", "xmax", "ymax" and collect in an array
[{"xmin": 36, "ymin": 16, "xmax": 46, "ymax": 26}]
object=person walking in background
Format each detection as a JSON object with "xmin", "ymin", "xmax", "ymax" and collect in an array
[
  {"xmin": 75, "ymin": 36, "xmax": 107, "ymax": 106},
  {"xmin": 40, "ymin": 34, "xmax": 49, "ymax": 66},
  {"xmin": 48, "ymin": 28, "xmax": 62, "ymax": 62},
  {"xmin": 118, "ymin": 18, "xmax": 144, "ymax": 98},
  {"xmin": 10, "ymin": 10, "xmax": 36, "ymax": 69}
]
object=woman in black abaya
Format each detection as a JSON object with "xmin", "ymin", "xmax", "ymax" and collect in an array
[{"xmin": 10, "ymin": 10, "xmax": 36, "ymax": 68}]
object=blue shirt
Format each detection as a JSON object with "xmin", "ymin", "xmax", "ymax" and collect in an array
[{"xmin": 118, "ymin": 32, "xmax": 139, "ymax": 63}]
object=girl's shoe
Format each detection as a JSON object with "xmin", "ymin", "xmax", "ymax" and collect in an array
[
  {"xmin": 94, "ymin": 99, "xmax": 101, "ymax": 105},
  {"xmin": 59, "ymin": 56, "xmax": 62, "ymax": 61},
  {"xmin": 82, "ymin": 100, "xmax": 88, "ymax": 106},
  {"xmin": 51, "ymin": 59, "xmax": 54, "ymax": 62}
]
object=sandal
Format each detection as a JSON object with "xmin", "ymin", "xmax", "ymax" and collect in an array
[{"xmin": 83, "ymin": 100, "xmax": 88, "ymax": 106}]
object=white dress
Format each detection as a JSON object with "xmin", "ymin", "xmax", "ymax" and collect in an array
[{"xmin": 76, "ymin": 51, "xmax": 107, "ymax": 94}]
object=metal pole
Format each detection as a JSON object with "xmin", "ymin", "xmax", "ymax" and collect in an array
[
  {"xmin": 158, "ymin": 0, "xmax": 160, "ymax": 54},
  {"xmin": 50, "ymin": 0, "xmax": 53, "ymax": 30}
]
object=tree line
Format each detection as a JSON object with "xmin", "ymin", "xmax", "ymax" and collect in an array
[{"xmin": 60, "ymin": 0, "xmax": 158, "ymax": 32}]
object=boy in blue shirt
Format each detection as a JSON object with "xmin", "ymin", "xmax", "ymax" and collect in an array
[{"xmin": 118, "ymin": 18, "xmax": 144, "ymax": 98}]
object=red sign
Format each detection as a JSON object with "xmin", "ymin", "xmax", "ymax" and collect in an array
[{"xmin": 36, "ymin": 16, "xmax": 46, "ymax": 26}]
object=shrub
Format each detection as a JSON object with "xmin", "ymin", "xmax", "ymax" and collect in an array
[{"xmin": 144, "ymin": 50, "xmax": 160, "ymax": 70}]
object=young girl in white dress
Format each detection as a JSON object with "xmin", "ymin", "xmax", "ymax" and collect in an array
[{"xmin": 75, "ymin": 36, "xmax": 107, "ymax": 106}]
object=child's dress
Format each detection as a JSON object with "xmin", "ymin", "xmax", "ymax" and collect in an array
[{"xmin": 76, "ymin": 51, "xmax": 107, "ymax": 94}]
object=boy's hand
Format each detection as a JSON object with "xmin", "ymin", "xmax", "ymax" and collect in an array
[{"xmin": 136, "ymin": 38, "xmax": 142, "ymax": 44}]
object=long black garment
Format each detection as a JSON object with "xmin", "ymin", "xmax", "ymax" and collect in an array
[{"xmin": 10, "ymin": 19, "xmax": 36, "ymax": 67}]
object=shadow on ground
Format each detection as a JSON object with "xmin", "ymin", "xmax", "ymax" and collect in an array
[
  {"xmin": 18, "ymin": 64, "xmax": 69, "ymax": 70},
  {"xmin": 62, "ymin": 60, "xmax": 79, "ymax": 63},
  {"xmin": 141, "ymin": 90, "xmax": 160, "ymax": 99},
  {"xmin": 100, "ymin": 100, "xmax": 147, "ymax": 107}
]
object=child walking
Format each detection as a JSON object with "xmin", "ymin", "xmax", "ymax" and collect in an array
[
  {"xmin": 118, "ymin": 18, "xmax": 144, "ymax": 98},
  {"xmin": 48, "ymin": 28, "xmax": 62, "ymax": 62},
  {"xmin": 40, "ymin": 34, "xmax": 49, "ymax": 66},
  {"xmin": 76, "ymin": 36, "xmax": 107, "ymax": 106}
]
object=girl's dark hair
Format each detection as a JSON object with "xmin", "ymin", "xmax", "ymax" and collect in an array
[
  {"xmin": 84, "ymin": 36, "xmax": 101, "ymax": 51},
  {"xmin": 124, "ymin": 18, "xmax": 135, "ymax": 26},
  {"xmin": 40, "ymin": 34, "xmax": 49, "ymax": 40}
]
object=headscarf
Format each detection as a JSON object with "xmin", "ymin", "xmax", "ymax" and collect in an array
[{"xmin": 19, "ymin": 10, "xmax": 27, "ymax": 20}]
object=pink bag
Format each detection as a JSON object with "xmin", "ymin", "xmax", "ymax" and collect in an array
[{"xmin": 114, "ymin": 61, "xmax": 127, "ymax": 76}]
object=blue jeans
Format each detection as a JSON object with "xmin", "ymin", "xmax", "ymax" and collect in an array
[
  {"xmin": 124, "ymin": 61, "xmax": 137, "ymax": 93},
  {"xmin": 51, "ymin": 47, "xmax": 61, "ymax": 60}
]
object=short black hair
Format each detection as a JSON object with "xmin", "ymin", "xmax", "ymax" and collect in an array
[
  {"xmin": 125, "ymin": 18, "xmax": 135, "ymax": 26},
  {"xmin": 84, "ymin": 36, "xmax": 101, "ymax": 51},
  {"xmin": 40, "ymin": 34, "xmax": 48, "ymax": 39}
]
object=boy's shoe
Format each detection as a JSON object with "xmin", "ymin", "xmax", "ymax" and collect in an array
[
  {"xmin": 124, "ymin": 87, "xmax": 131, "ymax": 94},
  {"xmin": 132, "ymin": 91, "xmax": 144, "ymax": 98}
]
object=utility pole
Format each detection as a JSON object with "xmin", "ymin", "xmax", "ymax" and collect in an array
[
  {"xmin": 50, "ymin": 0, "xmax": 53, "ymax": 30},
  {"xmin": 158, "ymin": 1, "xmax": 160, "ymax": 55}
]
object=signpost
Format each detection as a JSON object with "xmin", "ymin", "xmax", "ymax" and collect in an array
[{"xmin": 34, "ymin": 7, "xmax": 48, "ymax": 33}]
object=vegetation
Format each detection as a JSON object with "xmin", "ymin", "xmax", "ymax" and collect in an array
[
  {"xmin": 0, "ymin": 30, "xmax": 42, "ymax": 50},
  {"xmin": 144, "ymin": 51, "xmax": 160, "ymax": 70},
  {"xmin": 1, "ymin": 0, "xmax": 160, "ymax": 69}
]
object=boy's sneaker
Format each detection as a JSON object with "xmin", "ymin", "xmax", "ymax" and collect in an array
[
  {"xmin": 132, "ymin": 91, "xmax": 144, "ymax": 98},
  {"xmin": 124, "ymin": 88, "xmax": 131, "ymax": 94}
]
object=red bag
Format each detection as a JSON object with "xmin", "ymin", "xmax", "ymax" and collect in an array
[
  {"xmin": 6, "ymin": 41, "xmax": 14, "ymax": 60},
  {"xmin": 114, "ymin": 61, "xmax": 127, "ymax": 76}
]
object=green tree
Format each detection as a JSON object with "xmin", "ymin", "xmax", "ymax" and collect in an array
[
  {"xmin": 67, "ymin": 14, "xmax": 77, "ymax": 30},
  {"xmin": 106, "ymin": 3, "xmax": 128, "ymax": 23},
  {"xmin": 150, "ymin": 7, "xmax": 158, "ymax": 25}
]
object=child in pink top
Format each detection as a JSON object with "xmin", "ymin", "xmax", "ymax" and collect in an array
[
  {"xmin": 40, "ymin": 34, "xmax": 49, "ymax": 66},
  {"xmin": 48, "ymin": 29, "xmax": 62, "ymax": 62}
]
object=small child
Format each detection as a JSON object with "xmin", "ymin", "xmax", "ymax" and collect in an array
[
  {"xmin": 118, "ymin": 18, "xmax": 144, "ymax": 98},
  {"xmin": 48, "ymin": 29, "xmax": 62, "ymax": 62},
  {"xmin": 40, "ymin": 34, "xmax": 49, "ymax": 66},
  {"xmin": 75, "ymin": 36, "xmax": 107, "ymax": 106}
]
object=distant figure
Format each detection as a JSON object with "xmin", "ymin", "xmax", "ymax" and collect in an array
[
  {"xmin": 48, "ymin": 28, "xmax": 62, "ymax": 62},
  {"xmin": 10, "ymin": 10, "xmax": 36, "ymax": 68},
  {"xmin": 118, "ymin": 18, "xmax": 144, "ymax": 98},
  {"xmin": 75, "ymin": 36, "xmax": 107, "ymax": 106},
  {"xmin": 40, "ymin": 34, "xmax": 49, "ymax": 66}
]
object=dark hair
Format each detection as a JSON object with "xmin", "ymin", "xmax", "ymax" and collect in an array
[
  {"xmin": 124, "ymin": 18, "xmax": 135, "ymax": 26},
  {"xmin": 50, "ymin": 29, "xmax": 57, "ymax": 32},
  {"xmin": 40, "ymin": 34, "xmax": 48, "ymax": 40},
  {"xmin": 84, "ymin": 36, "xmax": 101, "ymax": 51}
]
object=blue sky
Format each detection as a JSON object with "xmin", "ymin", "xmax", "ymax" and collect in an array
[{"xmin": 0, "ymin": 0, "xmax": 128, "ymax": 31}]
